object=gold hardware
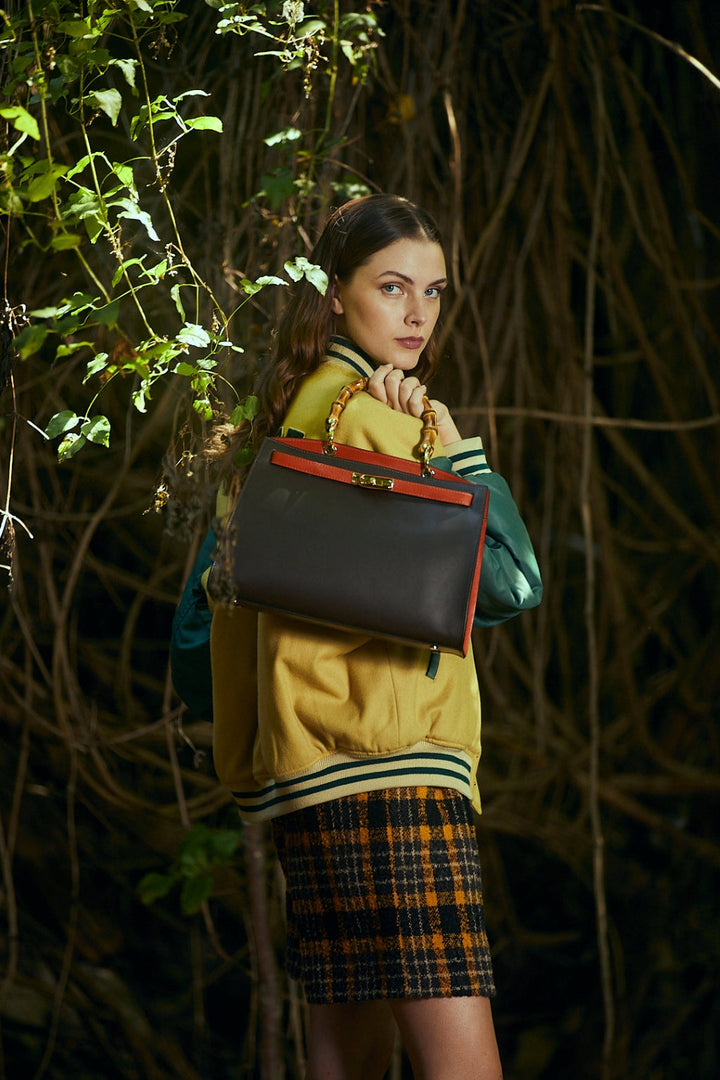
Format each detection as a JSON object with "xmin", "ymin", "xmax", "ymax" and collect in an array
[
  {"xmin": 322, "ymin": 379, "xmax": 438, "ymax": 474},
  {"xmin": 351, "ymin": 472, "xmax": 395, "ymax": 490},
  {"xmin": 420, "ymin": 441, "xmax": 435, "ymax": 477},
  {"xmin": 323, "ymin": 415, "xmax": 339, "ymax": 455}
]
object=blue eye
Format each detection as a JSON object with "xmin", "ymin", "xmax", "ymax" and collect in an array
[{"xmin": 381, "ymin": 283, "xmax": 401, "ymax": 295}]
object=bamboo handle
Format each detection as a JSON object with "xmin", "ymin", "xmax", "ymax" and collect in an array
[{"xmin": 324, "ymin": 376, "xmax": 437, "ymax": 476}]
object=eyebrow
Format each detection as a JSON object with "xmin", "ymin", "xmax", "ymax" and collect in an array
[{"xmin": 377, "ymin": 270, "xmax": 448, "ymax": 286}]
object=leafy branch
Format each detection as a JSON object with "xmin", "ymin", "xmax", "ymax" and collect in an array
[{"xmin": 1, "ymin": 0, "xmax": 340, "ymax": 469}]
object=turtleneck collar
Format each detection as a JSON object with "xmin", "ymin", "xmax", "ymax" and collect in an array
[{"xmin": 326, "ymin": 335, "xmax": 376, "ymax": 379}]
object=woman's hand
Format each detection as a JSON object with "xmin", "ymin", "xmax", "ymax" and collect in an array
[{"xmin": 367, "ymin": 364, "xmax": 462, "ymax": 445}]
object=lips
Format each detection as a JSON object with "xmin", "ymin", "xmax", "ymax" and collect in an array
[{"xmin": 396, "ymin": 337, "xmax": 424, "ymax": 349}]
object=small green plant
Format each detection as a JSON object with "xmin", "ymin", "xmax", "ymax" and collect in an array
[{"xmin": 138, "ymin": 823, "xmax": 243, "ymax": 914}]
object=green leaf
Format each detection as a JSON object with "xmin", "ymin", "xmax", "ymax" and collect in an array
[
  {"xmin": 58, "ymin": 432, "xmax": 86, "ymax": 461},
  {"xmin": 174, "ymin": 90, "xmax": 211, "ymax": 101},
  {"xmin": 46, "ymin": 410, "xmax": 80, "ymax": 439},
  {"xmin": 111, "ymin": 58, "xmax": 138, "ymax": 89},
  {"xmin": 80, "ymin": 415, "xmax": 111, "ymax": 447},
  {"xmin": 177, "ymin": 824, "xmax": 211, "ymax": 870},
  {"xmin": 54, "ymin": 315, "xmax": 83, "ymax": 336},
  {"xmin": 137, "ymin": 871, "xmax": 176, "ymax": 905},
  {"xmin": 83, "ymin": 354, "xmax": 110, "ymax": 383},
  {"xmin": 234, "ymin": 445, "xmax": 255, "ymax": 467},
  {"xmin": 86, "ymin": 88, "xmax": 123, "ymax": 126},
  {"xmin": 255, "ymin": 275, "xmax": 288, "ymax": 288},
  {"xmin": 0, "ymin": 189, "xmax": 23, "ymax": 216},
  {"xmin": 84, "ymin": 213, "xmax": 105, "ymax": 243},
  {"xmin": 180, "ymin": 873, "xmax": 213, "ymax": 914},
  {"xmin": 66, "ymin": 154, "xmax": 96, "ymax": 180},
  {"xmin": 112, "ymin": 257, "xmax": 145, "ymax": 288},
  {"xmin": 114, "ymin": 199, "xmax": 160, "ymax": 241},
  {"xmin": 57, "ymin": 17, "xmax": 94, "ymax": 38},
  {"xmin": 66, "ymin": 292, "xmax": 98, "ymax": 314},
  {"xmin": 168, "ymin": 280, "xmax": 184, "ymax": 317},
  {"xmin": 302, "ymin": 265, "xmax": 328, "ymax": 295},
  {"xmin": 111, "ymin": 162, "xmax": 136, "ymax": 190},
  {"xmin": 132, "ymin": 388, "xmax": 148, "ymax": 413},
  {"xmin": 283, "ymin": 258, "xmax": 303, "ymax": 282},
  {"xmin": 239, "ymin": 272, "xmax": 290, "ymax": 296},
  {"xmin": 259, "ymin": 168, "xmax": 297, "ymax": 209},
  {"xmin": 82, "ymin": 46, "xmax": 111, "ymax": 67},
  {"xmin": 143, "ymin": 259, "xmax": 168, "ymax": 283},
  {"xmin": 175, "ymin": 362, "xmax": 196, "ymax": 377},
  {"xmin": 26, "ymin": 164, "xmax": 68, "ymax": 202},
  {"xmin": 55, "ymin": 341, "xmax": 93, "ymax": 359},
  {"xmin": 284, "ymin": 256, "xmax": 328, "ymax": 295},
  {"xmin": 177, "ymin": 323, "xmax": 211, "ymax": 348},
  {"xmin": 28, "ymin": 305, "xmax": 63, "ymax": 319},
  {"xmin": 192, "ymin": 398, "xmax": 213, "ymax": 420},
  {"xmin": 210, "ymin": 830, "xmax": 242, "ymax": 860},
  {"xmin": 92, "ymin": 299, "xmax": 120, "ymax": 326},
  {"xmin": 298, "ymin": 18, "xmax": 327, "ymax": 38},
  {"xmin": 0, "ymin": 106, "xmax": 40, "ymax": 141},
  {"xmin": 50, "ymin": 233, "xmax": 83, "ymax": 250},
  {"xmin": 185, "ymin": 115, "xmax": 223, "ymax": 132},
  {"xmin": 264, "ymin": 126, "xmax": 302, "ymax": 147},
  {"xmin": 14, "ymin": 324, "xmax": 48, "ymax": 360},
  {"xmin": 61, "ymin": 189, "xmax": 106, "ymax": 242},
  {"xmin": 231, "ymin": 395, "xmax": 259, "ymax": 423},
  {"xmin": 170, "ymin": 283, "xmax": 186, "ymax": 320}
]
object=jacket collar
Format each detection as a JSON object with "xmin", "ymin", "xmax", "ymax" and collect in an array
[{"xmin": 325, "ymin": 335, "xmax": 375, "ymax": 379}]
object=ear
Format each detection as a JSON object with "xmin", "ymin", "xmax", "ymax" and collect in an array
[{"xmin": 331, "ymin": 275, "xmax": 344, "ymax": 316}]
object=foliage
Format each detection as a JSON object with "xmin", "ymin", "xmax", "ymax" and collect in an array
[
  {"xmin": 138, "ymin": 822, "xmax": 242, "ymax": 913},
  {"xmin": 0, "ymin": 0, "xmax": 367, "ymax": 467}
]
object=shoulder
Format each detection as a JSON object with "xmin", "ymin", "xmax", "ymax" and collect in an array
[{"xmin": 281, "ymin": 362, "xmax": 357, "ymax": 438}]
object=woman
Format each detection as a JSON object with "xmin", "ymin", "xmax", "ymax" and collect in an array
[{"xmin": 210, "ymin": 194, "xmax": 542, "ymax": 1079}]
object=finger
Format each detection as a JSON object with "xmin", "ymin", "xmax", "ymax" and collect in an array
[
  {"xmin": 397, "ymin": 378, "xmax": 426, "ymax": 416},
  {"xmin": 397, "ymin": 376, "xmax": 422, "ymax": 408},
  {"xmin": 366, "ymin": 364, "xmax": 394, "ymax": 403},
  {"xmin": 383, "ymin": 368, "xmax": 405, "ymax": 410}
]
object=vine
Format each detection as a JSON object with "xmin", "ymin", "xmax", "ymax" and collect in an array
[{"xmin": 0, "ymin": 0, "xmax": 380, "ymax": 465}]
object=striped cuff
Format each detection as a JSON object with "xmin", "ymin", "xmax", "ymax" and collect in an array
[
  {"xmin": 443, "ymin": 437, "xmax": 491, "ymax": 477},
  {"xmin": 230, "ymin": 744, "xmax": 477, "ymax": 822}
]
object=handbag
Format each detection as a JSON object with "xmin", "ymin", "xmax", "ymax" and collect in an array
[{"xmin": 209, "ymin": 377, "xmax": 490, "ymax": 656}]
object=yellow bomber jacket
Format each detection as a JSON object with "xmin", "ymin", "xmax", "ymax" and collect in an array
[{"xmin": 210, "ymin": 337, "xmax": 543, "ymax": 821}]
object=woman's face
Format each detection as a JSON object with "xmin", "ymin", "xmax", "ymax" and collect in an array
[{"xmin": 331, "ymin": 237, "xmax": 447, "ymax": 370}]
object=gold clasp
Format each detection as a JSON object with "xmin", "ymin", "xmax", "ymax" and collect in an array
[
  {"xmin": 351, "ymin": 472, "xmax": 395, "ymax": 490},
  {"xmin": 419, "ymin": 442, "xmax": 435, "ymax": 478}
]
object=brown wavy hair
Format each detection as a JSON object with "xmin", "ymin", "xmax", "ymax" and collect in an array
[{"xmin": 212, "ymin": 193, "xmax": 444, "ymax": 475}]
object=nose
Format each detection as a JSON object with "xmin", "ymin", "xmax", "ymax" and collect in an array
[{"xmin": 405, "ymin": 298, "xmax": 427, "ymax": 326}]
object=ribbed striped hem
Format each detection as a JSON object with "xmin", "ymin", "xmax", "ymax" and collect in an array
[
  {"xmin": 230, "ymin": 742, "xmax": 476, "ymax": 822},
  {"xmin": 443, "ymin": 437, "xmax": 490, "ymax": 477},
  {"xmin": 325, "ymin": 335, "xmax": 376, "ymax": 378}
]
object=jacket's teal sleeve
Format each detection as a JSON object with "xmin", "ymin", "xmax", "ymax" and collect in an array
[
  {"xmin": 170, "ymin": 527, "xmax": 216, "ymax": 718},
  {"xmin": 436, "ymin": 437, "xmax": 543, "ymax": 627}
]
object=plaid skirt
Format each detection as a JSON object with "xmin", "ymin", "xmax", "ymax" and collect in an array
[{"xmin": 271, "ymin": 786, "xmax": 496, "ymax": 1004}]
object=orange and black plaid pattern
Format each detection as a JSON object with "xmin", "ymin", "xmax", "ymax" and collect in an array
[{"xmin": 272, "ymin": 786, "xmax": 496, "ymax": 1003}]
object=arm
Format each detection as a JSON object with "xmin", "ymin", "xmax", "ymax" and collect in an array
[
  {"xmin": 437, "ymin": 437, "xmax": 543, "ymax": 626},
  {"xmin": 170, "ymin": 527, "xmax": 216, "ymax": 718},
  {"xmin": 365, "ymin": 367, "xmax": 543, "ymax": 626}
]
